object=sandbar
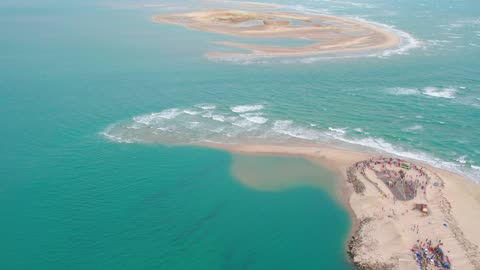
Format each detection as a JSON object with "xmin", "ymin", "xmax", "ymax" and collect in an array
[
  {"xmin": 199, "ymin": 142, "xmax": 480, "ymax": 269},
  {"xmin": 152, "ymin": 8, "xmax": 401, "ymax": 58}
]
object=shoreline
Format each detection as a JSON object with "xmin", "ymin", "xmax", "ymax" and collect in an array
[{"xmin": 198, "ymin": 142, "xmax": 480, "ymax": 269}]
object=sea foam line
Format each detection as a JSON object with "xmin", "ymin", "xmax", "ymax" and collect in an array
[
  {"xmin": 385, "ymin": 86, "xmax": 461, "ymax": 99},
  {"xmin": 101, "ymin": 105, "xmax": 479, "ymax": 183}
]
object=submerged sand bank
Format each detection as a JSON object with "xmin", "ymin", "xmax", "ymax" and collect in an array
[
  {"xmin": 152, "ymin": 8, "xmax": 400, "ymax": 59},
  {"xmin": 201, "ymin": 143, "xmax": 480, "ymax": 269}
]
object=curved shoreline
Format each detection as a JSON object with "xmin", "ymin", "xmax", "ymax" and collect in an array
[
  {"xmin": 198, "ymin": 142, "xmax": 480, "ymax": 269},
  {"xmin": 152, "ymin": 8, "xmax": 401, "ymax": 59},
  {"xmin": 100, "ymin": 117, "xmax": 480, "ymax": 268}
]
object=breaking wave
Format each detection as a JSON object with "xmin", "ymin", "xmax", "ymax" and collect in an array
[
  {"xmin": 346, "ymin": 16, "xmax": 422, "ymax": 58},
  {"xmin": 101, "ymin": 104, "xmax": 479, "ymax": 182},
  {"xmin": 385, "ymin": 86, "xmax": 461, "ymax": 99},
  {"xmin": 195, "ymin": 103, "xmax": 216, "ymax": 110},
  {"xmin": 422, "ymin": 87, "xmax": 458, "ymax": 99},
  {"xmin": 231, "ymin": 104, "xmax": 264, "ymax": 113}
]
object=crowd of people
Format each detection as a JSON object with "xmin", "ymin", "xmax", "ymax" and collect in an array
[
  {"xmin": 355, "ymin": 157, "xmax": 433, "ymax": 201},
  {"xmin": 412, "ymin": 239, "xmax": 451, "ymax": 269},
  {"xmin": 353, "ymin": 157, "xmax": 454, "ymax": 269}
]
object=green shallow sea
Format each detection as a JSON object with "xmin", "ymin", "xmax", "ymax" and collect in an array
[
  {"xmin": 1, "ymin": 0, "xmax": 479, "ymax": 269},
  {"xmin": 1, "ymin": 141, "xmax": 353, "ymax": 269}
]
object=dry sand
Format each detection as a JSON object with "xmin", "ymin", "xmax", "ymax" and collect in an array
[
  {"xmin": 200, "ymin": 143, "xmax": 480, "ymax": 269},
  {"xmin": 152, "ymin": 8, "xmax": 400, "ymax": 59}
]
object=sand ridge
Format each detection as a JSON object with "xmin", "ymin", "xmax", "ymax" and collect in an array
[{"xmin": 152, "ymin": 8, "xmax": 401, "ymax": 59}]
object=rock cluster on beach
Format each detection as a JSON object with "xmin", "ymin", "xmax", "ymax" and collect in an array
[
  {"xmin": 347, "ymin": 217, "xmax": 397, "ymax": 270},
  {"xmin": 347, "ymin": 166, "xmax": 366, "ymax": 195}
]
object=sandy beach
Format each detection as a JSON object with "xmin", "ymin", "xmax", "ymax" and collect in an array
[
  {"xmin": 152, "ymin": 8, "xmax": 400, "ymax": 59},
  {"xmin": 201, "ymin": 143, "xmax": 480, "ymax": 269}
]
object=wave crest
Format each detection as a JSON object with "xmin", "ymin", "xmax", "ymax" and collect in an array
[
  {"xmin": 101, "ymin": 104, "xmax": 479, "ymax": 182},
  {"xmin": 231, "ymin": 105, "xmax": 264, "ymax": 113},
  {"xmin": 422, "ymin": 87, "xmax": 458, "ymax": 99}
]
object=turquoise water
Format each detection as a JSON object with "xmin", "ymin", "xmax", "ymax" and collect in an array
[
  {"xmin": 1, "ymin": 141, "xmax": 352, "ymax": 269},
  {"xmin": 101, "ymin": 0, "xmax": 479, "ymax": 180},
  {"xmin": 1, "ymin": 0, "xmax": 479, "ymax": 268}
]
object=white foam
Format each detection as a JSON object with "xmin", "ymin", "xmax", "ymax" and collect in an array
[
  {"xmin": 422, "ymin": 87, "xmax": 457, "ymax": 99},
  {"xmin": 133, "ymin": 108, "xmax": 182, "ymax": 125},
  {"xmin": 231, "ymin": 119, "xmax": 255, "ymax": 128},
  {"xmin": 201, "ymin": 111, "xmax": 214, "ymax": 119},
  {"xmin": 212, "ymin": 114, "xmax": 226, "ymax": 122},
  {"xmin": 209, "ymin": 127, "xmax": 225, "ymax": 133},
  {"xmin": 353, "ymin": 128, "xmax": 368, "ymax": 134},
  {"xmin": 402, "ymin": 124, "xmax": 423, "ymax": 132},
  {"xmin": 273, "ymin": 120, "xmax": 293, "ymax": 128},
  {"xmin": 155, "ymin": 127, "xmax": 171, "ymax": 132},
  {"xmin": 386, "ymin": 87, "xmax": 419, "ymax": 96},
  {"xmin": 195, "ymin": 104, "xmax": 216, "ymax": 110},
  {"xmin": 126, "ymin": 123, "xmax": 141, "ymax": 129},
  {"xmin": 101, "ymin": 132, "xmax": 135, "ymax": 143},
  {"xmin": 183, "ymin": 109, "xmax": 200, "ymax": 115},
  {"xmin": 200, "ymin": 111, "xmax": 226, "ymax": 122},
  {"xmin": 101, "ymin": 105, "xmax": 480, "ymax": 183},
  {"xmin": 339, "ymin": 1, "xmax": 376, "ymax": 9},
  {"xmin": 231, "ymin": 104, "xmax": 264, "ymax": 113},
  {"xmin": 328, "ymin": 127, "xmax": 347, "ymax": 134},
  {"xmin": 100, "ymin": 126, "xmax": 135, "ymax": 144},
  {"xmin": 322, "ymin": 132, "xmax": 479, "ymax": 182},
  {"xmin": 346, "ymin": 16, "xmax": 422, "ymax": 58},
  {"xmin": 240, "ymin": 113, "xmax": 268, "ymax": 124},
  {"xmin": 272, "ymin": 120, "xmax": 322, "ymax": 140},
  {"xmin": 455, "ymin": 155, "xmax": 468, "ymax": 164},
  {"xmin": 133, "ymin": 115, "xmax": 154, "ymax": 125},
  {"xmin": 209, "ymin": 5, "xmax": 420, "ymax": 64},
  {"xmin": 157, "ymin": 108, "xmax": 182, "ymax": 119},
  {"xmin": 331, "ymin": 135, "xmax": 444, "ymax": 166}
]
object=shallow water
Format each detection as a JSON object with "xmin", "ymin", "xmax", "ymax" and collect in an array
[
  {"xmin": 0, "ymin": 142, "xmax": 353, "ymax": 269},
  {"xmin": 101, "ymin": 0, "xmax": 480, "ymax": 181},
  {"xmin": 231, "ymin": 154, "xmax": 338, "ymax": 192},
  {"xmin": 1, "ymin": 0, "xmax": 479, "ymax": 269}
]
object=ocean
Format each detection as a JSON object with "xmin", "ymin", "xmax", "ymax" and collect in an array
[{"xmin": 1, "ymin": 0, "xmax": 479, "ymax": 268}]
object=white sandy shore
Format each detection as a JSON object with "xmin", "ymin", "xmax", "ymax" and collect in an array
[{"xmin": 200, "ymin": 143, "xmax": 480, "ymax": 269}]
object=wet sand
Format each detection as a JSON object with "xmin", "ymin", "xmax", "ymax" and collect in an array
[{"xmin": 152, "ymin": 8, "xmax": 400, "ymax": 59}]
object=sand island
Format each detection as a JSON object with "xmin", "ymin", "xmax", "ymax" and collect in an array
[
  {"xmin": 202, "ymin": 143, "xmax": 480, "ymax": 270},
  {"xmin": 102, "ymin": 104, "xmax": 480, "ymax": 269},
  {"xmin": 152, "ymin": 9, "xmax": 401, "ymax": 58},
  {"xmin": 102, "ymin": 105, "xmax": 480, "ymax": 268}
]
